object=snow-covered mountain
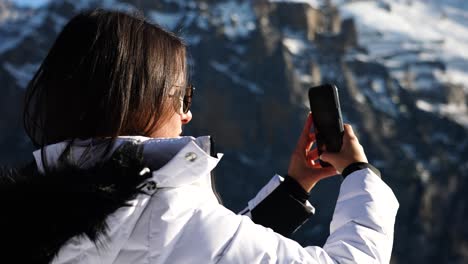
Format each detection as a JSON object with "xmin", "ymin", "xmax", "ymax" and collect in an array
[
  {"xmin": 1, "ymin": 0, "xmax": 467, "ymax": 263},
  {"xmin": 339, "ymin": 0, "xmax": 468, "ymax": 128},
  {"xmin": 275, "ymin": 0, "xmax": 468, "ymax": 128}
]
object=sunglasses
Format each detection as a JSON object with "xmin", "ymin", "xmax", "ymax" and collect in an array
[{"xmin": 182, "ymin": 84, "xmax": 194, "ymax": 114}]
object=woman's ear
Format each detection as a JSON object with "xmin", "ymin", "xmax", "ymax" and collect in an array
[{"xmin": 181, "ymin": 110, "xmax": 192, "ymax": 125}]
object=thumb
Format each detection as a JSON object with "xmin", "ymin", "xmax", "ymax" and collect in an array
[
  {"xmin": 320, "ymin": 151, "xmax": 338, "ymax": 164},
  {"xmin": 343, "ymin": 124, "xmax": 357, "ymax": 141}
]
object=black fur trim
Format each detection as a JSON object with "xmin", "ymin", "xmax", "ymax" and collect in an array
[{"xmin": 0, "ymin": 142, "xmax": 152, "ymax": 263}]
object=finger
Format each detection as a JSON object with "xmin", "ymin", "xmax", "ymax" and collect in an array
[
  {"xmin": 322, "ymin": 166, "xmax": 339, "ymax": 176},
  {"xmin": 319, "ymin": 152, "xmax": 336, "ymax": 163},
  {"xmin": 305, "ymin": 138, "xmax": 315, "ymax": 153},
  {"xmin": 296, "ymin": 112, "xmax": 313, "ymax": 150},
  {"xmin": 308, "ymin": 158, "xmax": 315, "ymax": 167},
  {"xmin": 308, "ymin": 159, "xmax": 322, "ymax": 168},
  {"xmin": 309, "ymin": 112, "xmax": 315, "ymax": 131},
  {"xmin": 344, "ymin": 124, "xmax": 357, "ymax": 141},
  {"xmin": 306, "ymin": 148, "xmax": 319, "ymax": 160},
  {"xmin": 308, "ymin": 132, "xmax": 316, "ymax": 141},
  {"xmin": 310, "ymin": 162, "xmax": 322, "ymax": 168},
  {"xmin": 320, "ymin": 144, "xmax": 327, "ymax": 152},
  {"xmin": 302, "ymin": 112, "xmax": 313, "ymax": 138},
  {"xmin": 305, "ymin": 131, "xmax": 317, "ymax": 152}
]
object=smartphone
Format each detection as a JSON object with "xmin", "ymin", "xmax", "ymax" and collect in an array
[{"xmin": 308, "ymin": 84, "xmax": 344, "ymax": 167}]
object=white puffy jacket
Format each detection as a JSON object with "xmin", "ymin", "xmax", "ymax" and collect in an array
[{"xmin": 31, "ymin": 136, "xmax": 399, "ymax": 264}]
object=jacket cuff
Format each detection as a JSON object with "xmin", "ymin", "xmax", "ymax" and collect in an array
[
  {"xmin": 342, "ymin": 162, "xmax": 381, "ymax": 178},
  {"xmin": 282, "ymin": 174, "xmax": 310, "ymax": 204},
  {"xmin": 246, "ymin": 175, "xmax": 314, "ymax": 237}
]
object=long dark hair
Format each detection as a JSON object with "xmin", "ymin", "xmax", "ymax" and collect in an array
[{"xmin": 23, "ymin": 9, "xmax": 188, "ymax": 169}]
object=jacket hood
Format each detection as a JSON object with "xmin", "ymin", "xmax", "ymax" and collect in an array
[{"xmin": 0, "ymin": 136, "xmax": 221, "ymax": 264}]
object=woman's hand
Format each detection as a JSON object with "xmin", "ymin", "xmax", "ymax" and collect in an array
[
  {"xmin": 287, "ymin": 113, "xmax": 338, "ymax": 192},
  {"xmin": 320, "ymin": 124, "xmax": 368, "ymax": 174}
]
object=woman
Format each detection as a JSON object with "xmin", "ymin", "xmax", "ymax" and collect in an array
[{"xmin": 1, "ymin": 9, "xmax": 398, "ymax": 263}]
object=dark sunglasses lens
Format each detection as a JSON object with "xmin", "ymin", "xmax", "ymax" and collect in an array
[
  {"xmin": 183, "ymin": 100, "xmax": 190, "ymax": 114},
  {"xmin": 182, "ymin": 85, "xmax": 194, "ymax": 113}
]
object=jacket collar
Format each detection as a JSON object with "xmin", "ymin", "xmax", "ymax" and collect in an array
[{"xmin": 33, "ymin": 136, "xmax": 223, "ymax": 188}]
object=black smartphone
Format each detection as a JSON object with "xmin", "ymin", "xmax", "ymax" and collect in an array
[{"xmin": 308, "ymin": 84, "xmax": 344, "ymax": 167}]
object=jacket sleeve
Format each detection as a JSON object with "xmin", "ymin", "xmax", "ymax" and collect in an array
[
  {"xmin": 221, "ymin": 168, "xmax": 399, "ymax": 264},
  {"xmin": 238, "ymin": 174, "xmax": 314, "ymax": 237}
]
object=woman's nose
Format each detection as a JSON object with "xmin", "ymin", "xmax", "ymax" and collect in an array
[{"xmin": 181, "ymin": 110, "xmax": 192, "ymax": 124}]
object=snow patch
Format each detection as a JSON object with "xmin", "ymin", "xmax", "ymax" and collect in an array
[
  {"xmin": 211, "ymin": 1, "xmax": 256, "ymax": 40},
  {"xmin": 416, "ymin": 99, "xmax": 468, "ymax": 128},
  {"xmin": 183, "ymin": 34, "xmax": 201, "ymax": 45},
  {"xmin": 415, "ymin": 100, "xmax": 434, "ymax": 112},
  {"xmin": 0, "ymin": 9, "xmax": 47, "ymax": 54},
  {"xmin": 356, "ymin": 76, "xmax": 399, "ymax": 117},
  {"xmin": 401, "ymin": 143, "xmax": 417, "ymax": 159},
  {"xmin": 0, "ymin": 2, "xmax": 24, "ymax": 24},
  {"xmin": 416, "ymin": 161, "xmax": 431, "ymax": 184},
  {"xmin": 281, "ymin": 29, "xmax": 319, "ymax": 86},
  {"xmin": 148, "ymin": 10, "xmax": 183, "ymax": 30},
  {"xmin": 3, "ymin": 62, "xmax": 39, "ymax": 88},
  {"xmin": 210, "ymin": 60, "xmax": 264, "ymax": 95},
  {"xmin": 49, "ymin": 12, "xmax": 67, "ymax": 32},
  {"xmin": 339, "ymin": 0, "xmax": 468, "ymax": 91},
  {"xmin": 283, "ymin": 37, "xmax": 307, "ymax": 55},
  {"xmin": 184, "ymin": 11, "xmax": 209, "ymax": 31}
]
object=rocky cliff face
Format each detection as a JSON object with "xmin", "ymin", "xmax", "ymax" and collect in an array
[{"xmin": 0, "ymin": 0, "xmax": 467, "ymax": 263}]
